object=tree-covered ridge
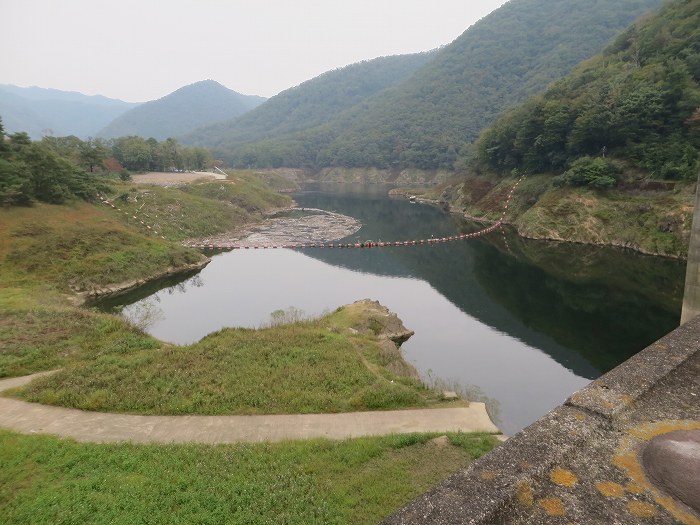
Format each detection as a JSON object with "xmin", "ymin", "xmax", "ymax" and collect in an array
[
  {"xmin": 99, "ymin": 80, "xmax": 266, "ymax": 141},
  {"xmin": 183, "ymin": 53, "xmax": 435, "ymax": 151},
  {"xmin": 473, "ymin": 0, "xmax": 700, "ymax": 181},
  {"xmin": 206, "ymin": 0, "xmax": 664, "ymax": 170}
]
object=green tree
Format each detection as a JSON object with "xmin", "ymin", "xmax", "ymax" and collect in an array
[
  {"xmin": 78, "ymin": 138, "xmax": 109, "ymax": 172},
  {"xmin": 112, "ymin": 136, "xmax": 152, "ymax": 171}
]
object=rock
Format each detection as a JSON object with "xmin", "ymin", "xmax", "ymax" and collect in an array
[
  {"xmin": 346, "ymin": 299, "xmax": 415, "ymax": 344},
  {"xmin": 642, "ymin": 429, "xmax": 700, "ymax": 514},
  {"xmin": 442, "ymin": 391, "xmax": 459, "ymax": 401},
  {"xmin": 429, "ymin": 435, "xmax": 451, "ymax": 447}
]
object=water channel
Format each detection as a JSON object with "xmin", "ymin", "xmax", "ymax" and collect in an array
[{"xmin": 98, "ymin": 184, "xmax": 686, "ymax": 435}]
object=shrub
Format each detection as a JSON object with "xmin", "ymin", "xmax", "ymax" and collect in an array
[{"xmin": 562, "ymin": 156, "xmax": 620, "ymax": 188}]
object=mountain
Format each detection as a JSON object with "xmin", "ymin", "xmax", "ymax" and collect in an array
[
  {"xmin": 430, "ymin": 0, "xmax": 700, "ymax": 258},
  {"xmin": 99, "ymin": 80, "xmax": 265, "ymax": 140},
  {"xmin": 473, "ymin": 0, "xmax": 700, "ymax": 181},
  {"xmin": 197, "ymin": 0, "xmax": 664, "ymax": 170},
  {"xmin": 0, "ymin": 84, "xmax": 138, "ymax": 139},
  {"xmin": 183, "ymin": 53, "xmax": 435, "ymax": 155}
]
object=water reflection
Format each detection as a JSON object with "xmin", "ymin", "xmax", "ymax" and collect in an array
[
  {"xmin": 95, "ymin": 184, "xmax": 685, "ymax": 434},
  {"xmin": 297, "ymin": 185, "xmax": 684, "ymax": 376}
]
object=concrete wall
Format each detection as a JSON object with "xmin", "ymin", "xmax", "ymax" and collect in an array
[
  {"xmin": 380, "ymin": 316, "xmax": 700, "ymax": 525},
  {"xmin": 681, "ymin": 172, "xmax": 700, "ymax": 325}
]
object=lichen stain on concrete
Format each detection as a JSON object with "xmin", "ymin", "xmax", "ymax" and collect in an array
[
  {"xmin": 480, "ymin": 470, "xmax": 498, "ymax": 481},
  {"xmin": 620, "ymin": 394, "xmax": 634, "ymax": 406},
  {"xmin": 625, "ymin": 481, "xmax": 646, "ymax": 495},
  {"xmin": 538, "ymin": 497, "xmax": 566, "ymax": 516},
  {"xmin": 628, "ymin": 500, "xmax": 659, "ymax": 518},
  {"xmin": 550, "ymin": 468, "xmax": 578, "ymax": 487},
  {"xmin": 613, "ymin": 420, "xmax": 700, "ymax": 525},
  {"xmin": 595, "ymin": 481, "xmax": 625, "ymax": 498},
  {"xmin": 516, "ymin": 481, "xmax": 534, "ymax": 507}
]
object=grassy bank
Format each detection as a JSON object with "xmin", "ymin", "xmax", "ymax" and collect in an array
[
  {"xmin": 403, "ymin": 172, "xmax": 695, "ymax": 258},
  {"xmin": 102, "ymin": 174, "xmax": 292, "ymax": 242},
  {"xmin": 0, "ymin": 199, "xmax": 201, "ymax": 377},
  {"xmin": 0, "ymin": 202, "xmax": 204, "ymax": 294},
  {"xmin": 0, "ymin": 430, "xmax": 497, "ymax": 525},
  {"xmin": 14, "ymin": 302, "xmax": 449, "ymax": 415}
]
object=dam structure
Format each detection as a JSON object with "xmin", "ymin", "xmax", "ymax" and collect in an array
[{"xmin": 682, "ymin": 171, "xmax": 700, "ymax": 325}]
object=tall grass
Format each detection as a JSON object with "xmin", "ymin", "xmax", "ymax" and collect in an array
[{"xmin": 17, "ymin": 308, "xmax": 448, "ymax": 414}]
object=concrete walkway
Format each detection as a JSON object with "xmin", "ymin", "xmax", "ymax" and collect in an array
[{"xmin": 0, "ymin": 373, "xmax": 500, "ymax": 444}]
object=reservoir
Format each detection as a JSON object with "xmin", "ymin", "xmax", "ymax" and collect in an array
[{"xmin": 99, "ymin": 184, "xmax": 686, "ymax": 435}]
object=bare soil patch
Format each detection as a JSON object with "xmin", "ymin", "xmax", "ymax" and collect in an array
[{"xmin": 131, "ymin": 171, "xmax": 226, "ymax": 185}]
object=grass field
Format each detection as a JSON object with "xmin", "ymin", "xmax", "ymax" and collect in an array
[{"xmin": 0, "ymin": 430, "xmax": 497, "ymax": 525}]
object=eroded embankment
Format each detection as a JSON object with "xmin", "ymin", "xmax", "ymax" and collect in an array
[{"xmin": 391, "ymin": 174, "xmax": 695, "ymax": 259}]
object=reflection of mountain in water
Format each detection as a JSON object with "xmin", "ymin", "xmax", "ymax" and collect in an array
[{"xmin": 294, "ymin": 185, "xmax": 684, "ymax": 378}]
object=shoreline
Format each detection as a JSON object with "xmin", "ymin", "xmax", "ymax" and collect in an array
[
  {"xmin": 70, "ymin": 258, "xmax": 211, "ymax": 306},
  {"xmin": 389, "ymin": 188, "xmax": 688, "ymax": 260}
]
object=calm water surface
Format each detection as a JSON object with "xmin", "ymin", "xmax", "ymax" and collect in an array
[{"xmin": 100, "ymin": 184, "xmax": 685, "ymax": 434}]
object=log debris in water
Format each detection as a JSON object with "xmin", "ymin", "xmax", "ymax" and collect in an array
[{"xmin": 185, "ymin": 207, "xmax": 363, "ymax": 247}]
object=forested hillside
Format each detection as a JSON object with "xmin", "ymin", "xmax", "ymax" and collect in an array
[
  {"xmin": 183, "ymin": 53, "xmax": 434, "ymax": 153},
  {"xmin": 472, "ymin": 0, "xmax": 700, "ymax": 182},
  {"xmin": 0, "ymin": 85, "xmax": 137, "ymax": 139},
  {"xmin": 201, "ymin": 0, "xmax": 664, "ymax": 170},
  {"xmin": 99, "ymin": 80, "xmax": 265, "ymax": 140},
  {"xmin": 428, "ymin": 0, "xmax": 700, "ymax": 258}
]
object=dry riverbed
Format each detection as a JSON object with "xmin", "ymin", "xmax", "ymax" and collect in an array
[{"xmin": 184, "ymin": 207, "xmax": 363, "ymax": 247}]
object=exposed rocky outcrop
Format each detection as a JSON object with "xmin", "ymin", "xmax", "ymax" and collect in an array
[{"xmin": 343, "ymin": 299, "xmax": 419, "ymax": 380}]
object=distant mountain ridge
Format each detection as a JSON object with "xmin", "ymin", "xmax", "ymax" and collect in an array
[
  {"xmin": 193, "ymin": 0, "xmax": 665, "ymax": 170},
  {"xmin": 99, "ymin": 80, "xmax": 266, "ymax": 140},
  {"xmin": 0, "ymin": 84, "xmax": 138, "ymax": 139}
]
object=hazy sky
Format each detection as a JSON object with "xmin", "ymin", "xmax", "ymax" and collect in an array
[{"xmin": 1, "ymin": 0, "xmax": 508, "ymax": 102}]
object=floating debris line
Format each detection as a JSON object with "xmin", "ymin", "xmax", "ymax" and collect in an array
[{"xmin": 97, "ymin": 175, "xmax": 525, "ymax": 251}]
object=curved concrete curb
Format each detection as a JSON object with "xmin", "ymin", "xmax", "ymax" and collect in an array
[{"xmin": 0, "ymin": 373, "xmax": 500, "ymax": 444}]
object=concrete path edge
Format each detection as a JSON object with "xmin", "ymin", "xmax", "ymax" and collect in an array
[{"xmin": 0, "ymin": 372, "xmax": 500, "ymax": 444}]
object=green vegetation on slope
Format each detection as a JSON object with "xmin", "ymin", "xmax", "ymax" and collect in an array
[
  {"xmin": 472, "ymin": 0, "xmax": 700, "ymax": 180},
  {"xmin": 420, "ymin": 171, "xmax": 695, "ymax": 257},
  {"xmin": 99, "ymin": 80, "xmax": 266, "ymax": 140},
  {"xmin": 1, "ymin": 202, "xmax": 205, "ymax": 292},
  {"xmin": 205, "ymin": 0, "xmax": 663, "ymax": 170},
  {"xmin": 183, "ymin": 53, "xmax": 434, "ymax": 154},
  {"xmin": 426, "ymin": 0, "xmax": 700, "ymax": 256},
  {"xmin": 0, "ymin": 430, "xmax": 498, "ymax": 525},
  {"xmin": 103, "ymin": 176, "xmax": 291, "ymax": 242}
]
